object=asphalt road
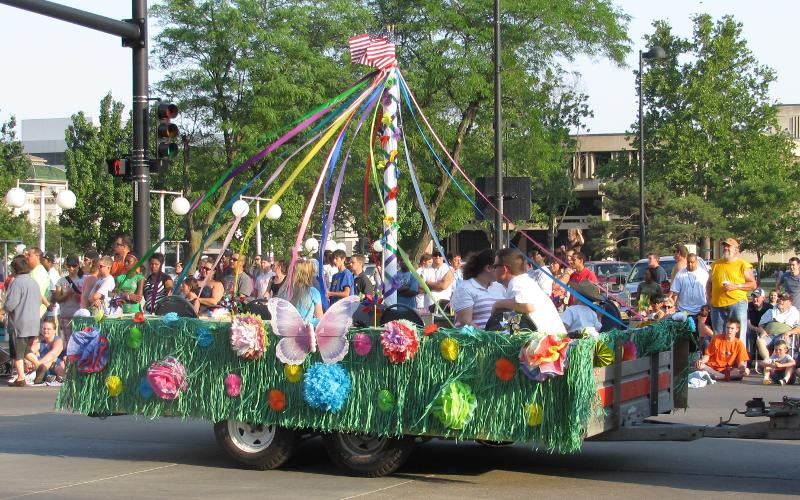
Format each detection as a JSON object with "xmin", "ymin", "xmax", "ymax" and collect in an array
[{"xmin": 1, "ymin": 377, "xmax": 798, "ymax": 500}]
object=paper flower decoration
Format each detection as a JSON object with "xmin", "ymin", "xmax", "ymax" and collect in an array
[
  {"xmin": 284, "ymin": 364, "xmax": 303, "ymax": 383},
  {"xmin": 432, "ymin": 381, "xmax": 477, "ymax": 430},
  {"xmin": 146, "ymin": 356, "xmax": 187, "ymax": 400},
  {"xmin": 94, "ymin": 308, "xmax": 104, "ymax": 322},
  {"xmin": 459, "ymin": 325, "xmax": 478, "ymax": 336},
  {"xmin": 622, "ymin": 340, "xmax": 637, "ymax": 361},
  {"xmin": 224, "ymin": 373, "xmax": 242, "ymax": 397},
  {"xmin": 389, "ymin": 150, "xmax": 398, "ymax": 163},
  {"xmin": 352, "ymin": 333, "xmax": 372, "ymax": 356},
  {"xmin": 518, "ymin": 334, "xmax": 570, "ymax": 382},
  {"xmin": 440, "ymin": 338, "xmax": 459, "ymax": 362},
  {"xmin": 495, "ymin": 358, "xmax": 516, "ymax": 381},
  {"xmin": 593, "ymin": 341, "xmax": 614, "ymax": 367},
  {"xmin": 105, "ymin": 375, "xmax": 123, "ymax": 397},
  {"xmin": 383, "ymin": 215, "xmax": 395, "ymax": 227},
  {"xmin": 139, "ymin": 377, "xmax": 153, "ymax": 399},
  {"xmin": 381, "ymin": 112, "xmax": 393, "ymax": 126},
  {"xmin": 377, "ymin": 389, "xmax": 395, "ymax": 412},
  {"xmin": 687, "ymin": 316, "xmax": 696, "ymax": 333},
  {"xmin": 269, "ymin": 389, "xmax": 287, "ymax": 412},
  {"xmin": 65, "ymin": 327, "xmax": 109, "ymax": 373},
  {"xmin": 526, "ymin": 403, "xmax": 544, "ymax": 427},
  {"xmin": 161, "ymin": 312, "xmax": 180, "ymax": 324},
  {"xmin": 303, "ymin": 363, "xmax": 351, "ymax": 413},
  {"xmin": 230, "ymin": 314, "xmax": 268, "ymax": 360},
  {"xmin": 423, "ymin": 324, "xmax": 439, "ymax": 336},
  {"xmin": 380, "ymin": 320, "xmax": 420, "ymax": 363},
  {"xmin": 195, "ymin": 327, "xmax": 213, "ymax": 348},
  {"xmin": 127, "ymin": 327, "xmax": 142, "ymax": 349},
  {"xmin": 133, "ymin": 312, "xmax": 145, "ymax": 323}
]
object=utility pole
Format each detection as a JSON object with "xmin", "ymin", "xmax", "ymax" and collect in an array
[
  {"xmin": 0, "ymin": 0, "xmax": 150, "ymax": 257},
  {"xmin": 493, "ymin": 0, "xmax": 504, "ymax": 250}
]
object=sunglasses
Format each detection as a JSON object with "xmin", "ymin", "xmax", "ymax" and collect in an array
[
  {"xmin": 660, "ymin": 305, "xmax": 674, "ymax": 310},
  {"xmin": 201, "ymin": 267, "xmax": 213, "ymax": 272}
]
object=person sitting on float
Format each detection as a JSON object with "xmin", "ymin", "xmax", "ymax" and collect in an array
[
  {"xmin": 176, "ymin": 277, "xmax": 201, "ymax": 316},
  {"xmin": 694, "ymin": 318, "xmax": 750, "ymax": 381},
  {"xmin": 450, "ymin": 249, "xmax": 504, "ymax": 330},
  {"xmin": 277, "ymin": 259, "xmax": 323, "ymax": 323},
  {"xmin": 560, "ymin": 280, "xmax": 602, "ymax": 335},
  {"xmin": 115, "ymin": 253, "xmax": 145, "ymax": 314},
  {"xmin": 197, "ymin": 263, "xmax": 225, "ymax": 315}
]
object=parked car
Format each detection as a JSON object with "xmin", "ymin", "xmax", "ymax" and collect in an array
[
  {"xmin": 585, "ymin": 261, "xmax": 632, "ymax": 294},
  {"xmin": 621, "ymin": 256, "xmax": 709, "ymax": 307}
]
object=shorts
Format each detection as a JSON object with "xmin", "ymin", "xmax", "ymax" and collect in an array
[
  {"xmin": 769, "ymin": 369, "xmax": 790, "ymax": 383},
  {"xmin": 13, "ymin": 336, "xmax": 37, "ymax": 361}
]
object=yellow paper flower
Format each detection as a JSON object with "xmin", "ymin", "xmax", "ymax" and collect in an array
[
  {"xmin": 526, "ymin": 403, "xmax": 544, "ymax": 427},
  {"xmin": 284, "ymin": 364, "xmax": 303, "ymax": 383},
  {"xmin": 389, "ymin": 150, "xmax": 398, "ymax": 163},
  {"xmin": 440, "ymin": 338, "xmax": 459, "ymax": 362},
  {"xmin": 383, "ymin": 216, "xmax": 395, "ymax": 226},
  {"xmin": 381, "ymin": 113, "xmax": 393, "ymax": 125},
  {"xmin": 106, "ymin": 375, "xmax": 123, "ymax": 397}
]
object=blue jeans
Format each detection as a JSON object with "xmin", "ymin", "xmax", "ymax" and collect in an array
[{"xmin": 711, "ymin": 300, "xmax": 749, "ymax": 349}]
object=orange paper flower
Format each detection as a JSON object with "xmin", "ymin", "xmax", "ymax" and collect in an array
[
  {"xmin": 423, "ymin": 324, "xmax": 439, "ymax": 336},
  {"xmin": 495, "ymin": 358, "xmax": 516, "ymax": 381},
  {"xmin": 268, "ymin": 389, "xmax": 286, "ymax": 412},
  {"xmin": 133, "ymin": 312, "xmax": 145, "ymax": 323}
]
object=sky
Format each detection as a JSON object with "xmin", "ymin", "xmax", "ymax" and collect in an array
[{"xmin": 1, "ymin": 1, "xmax": 798, "ymax": 136}]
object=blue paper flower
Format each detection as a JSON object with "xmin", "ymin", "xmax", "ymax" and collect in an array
[
  {"xmin": 303, "ymin": 363, "xmax": 351, "ymax": 413},
  {"xmin": 196, "ymin": 327, "xmax": 213, "ymax": 348},
  {"xmin": 162, "ymin": 312, "xmax": 180, "ymax": 324},
  {"xmin": 139, "ymin": 377, "xmax": 154, "ymax": 399},
  {"xmin": 459, "ymin": 325, "xmax": 478, "ymax": 336},
  {"xmin": 686, "ymin": 317, "xmax": 696, "ymax": 333}
]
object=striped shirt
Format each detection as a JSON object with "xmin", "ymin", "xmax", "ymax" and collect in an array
[{"xmin": 450, "ymin": 278, "xmax": 505, "ymax": 329}]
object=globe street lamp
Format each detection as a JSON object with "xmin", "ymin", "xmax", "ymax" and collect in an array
[
  {"xmin": 6, "ymin": 180, "xmax": 76, "ymax": 252},
  {"xmin": 151, "ymin": 190, "xmax": 189, "ymax": 256},
  {"xmin": 239, "ymin": 195, "xmax": 282, "ymax": 256},
  {"xmin": 638, "ymin": 46, "xmax": 667, "ymax": 259}
]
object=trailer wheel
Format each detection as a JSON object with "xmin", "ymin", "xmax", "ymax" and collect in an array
[
  {"xmin": 214, "ymin": 420, "xmax": 298, "ymax": 470},
  {"xmin": 323, "ymin": 432, "xmax": 414, "ymax": 477}
]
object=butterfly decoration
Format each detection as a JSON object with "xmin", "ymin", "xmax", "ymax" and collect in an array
[{"xmin": 268, "ymin": 295, "xmax": 361, "ymax": 365}]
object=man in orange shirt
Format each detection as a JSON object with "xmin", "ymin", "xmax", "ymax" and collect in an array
[
  {"xmin": 706, "ymin": 237, "xmax": 756, "ymax": 350},
  {"xmin": 695, "ymin": 319, "xmax": 750, "ymax": 380},
  {"xmin": 110, "ymin": 235, "xmax": 133, "ymax": 278}
]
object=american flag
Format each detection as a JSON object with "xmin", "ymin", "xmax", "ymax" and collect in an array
[{"xmin": 349, "ymin": 30, "xmax": 397, "ymax": 70}]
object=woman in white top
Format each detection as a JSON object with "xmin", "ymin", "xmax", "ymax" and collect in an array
[{"xmin": 450, "ymin": 249, "xmax": 505, "ymax": 329}]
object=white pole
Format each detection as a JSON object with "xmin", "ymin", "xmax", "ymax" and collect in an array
[
  {"xmin": 159, "ymin": 192, "xmax": 166, "ymax": 255},
  {"xmin": 39, "ymin": 186, "xmax": 46, "ymax": 251},
  {"xmin": 176, "ymin": 242, "xmax": 180, "ymax": 264},
  {"xmin": 381, "ymin": 68, "xmax": 400, "ymax": 306},
  {"xmin": 255, "ymin": 200, "xmax": 262, "ymax": 256}
]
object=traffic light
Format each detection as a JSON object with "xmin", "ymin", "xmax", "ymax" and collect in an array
[
  {"xmin": 107, "ymin": 158, "xmax": 129, "ymax": 177},
  {"xmin": 156, "ymin": 102, "xmax": 180, "ymax": 159}
]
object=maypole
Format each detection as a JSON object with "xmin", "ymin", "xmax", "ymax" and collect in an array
[
  {"xmin": 380, "ymin": 68, "xmax": 400, "ymax": 306},
  {"xmin": 349, "ymin": 28, "xmax": 399, "ymax": 305}
]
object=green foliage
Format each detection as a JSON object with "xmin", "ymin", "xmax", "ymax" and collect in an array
[
  {"xmin": 0, "ymin": 114, "xmax": 35, "ymax": 245},
  {"xmin": 61, "ymin": 94, "xmax": 133, "ymax": 252},
  {"xmin": 602, "ymin": 14, "xmax": 799, "ymax": 258}
]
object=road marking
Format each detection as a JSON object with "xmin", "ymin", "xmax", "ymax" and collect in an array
[
  {"xmin": 340, "ymin": 475, "xmax": 435, "ymax": 499},
  {"xmin": 0, "ymin": 463, "xmax": 179, "ymax": 500}
]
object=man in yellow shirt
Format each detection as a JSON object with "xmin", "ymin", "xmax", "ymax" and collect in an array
[{"xmin": 706, "ymin": 238, "xmax": 757, "ymax": 351}]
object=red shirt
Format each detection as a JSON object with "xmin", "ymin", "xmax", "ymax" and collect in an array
[{"xmin": 568, "ymin": 267, "xmax": 599, "ymax": 305}]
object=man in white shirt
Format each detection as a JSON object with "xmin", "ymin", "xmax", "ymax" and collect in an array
[
  {"xmin": 448, "ymin": 253, "xmax": 463, "ymax": 289},
  {"xmin": 560, "ymin": 280, "xmax": 602, "ymax": 334},
  {"xmin": 426, "ymin": 250, "xmax": 454, "ymax": 308},
  {"xmin": 755, "ymin": 291, "xmax": 800, "ymax": 360},
  {"xmin": 491, "ymin": 249, "xmax": 566, "ymax": 334},
  {"xmin": 416, "ymin": 253, "xmax": 434, "ymax": 310},
  {"xmin": 90, "ymin": 256, "xmax": 117, "ymax": 314},
  {"xmin": 669, "ymin": 253, "xmax": 709, "ymax": 316}
]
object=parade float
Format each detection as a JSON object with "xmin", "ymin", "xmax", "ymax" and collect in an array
[{"xmin": 57, "ymin": 31, "xmax": 696, "ymax": 476}]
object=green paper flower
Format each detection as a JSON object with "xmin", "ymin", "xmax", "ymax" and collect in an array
[
  {"xmin": 127, "ymin": 327, "xmax": 142, "ymax": 349},
  {"xmin": 432, "ymin": 381, "xmax": 477, "ymax": 430},
  {"xmin": 377, "ymin": 389, "xmax": 395, "ymax": 412}
]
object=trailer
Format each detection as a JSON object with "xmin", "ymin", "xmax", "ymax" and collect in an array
[{"xmin": 58, "ymin": 314, "xmax": 791, "ymax": 477}]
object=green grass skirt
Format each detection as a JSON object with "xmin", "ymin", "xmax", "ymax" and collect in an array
[{"xmin": 56, "ymin": 317, "xmax": 692, "ymax": 453}]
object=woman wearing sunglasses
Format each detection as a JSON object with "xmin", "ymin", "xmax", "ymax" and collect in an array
[{"xmin": 197, "ymin": 263, "xmax": 225, "ymax": 315}]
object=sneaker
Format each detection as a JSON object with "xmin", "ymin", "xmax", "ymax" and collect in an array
[
  {"xmin": 45, "ymin": 374, "xmax": 56, "ymax": 383},
  {"xmin": 779, "ymin": 379, "xmax": 786, "ymax": 386},
  {"xmin": 34, "ymin": 365, "xmax": 48, "ymax": 385},
  {"xmin": 7, "ymin": 379, "xmax": 26, "ymax": 387}
]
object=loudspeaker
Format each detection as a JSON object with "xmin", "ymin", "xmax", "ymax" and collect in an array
[{"xmin": 475, "ymin": 177, "xmax": 531, "ymax": 221}]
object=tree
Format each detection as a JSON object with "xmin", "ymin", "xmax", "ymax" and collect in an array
[
  {"xmin": 61, "ymin": 94, "xmax": 132, "ymax": 252},
  {"xmin": 0, "ymin": 114, "xmax": 36, "ymax": 246},
  {"xmin": 634, "ymin": 15, "xmax": 798, "ymax": 257}
]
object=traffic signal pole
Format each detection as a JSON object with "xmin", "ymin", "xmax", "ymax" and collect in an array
[{"xmin": 0, "ymin": 0, "xmax": 150, "ymax": 257}]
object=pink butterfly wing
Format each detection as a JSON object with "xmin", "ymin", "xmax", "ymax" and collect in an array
[
  {"xmin": 267, "ymin": 298, "xmax": 311, "ymax": 365},
  {"xmin": 316, "ymin": 296, "xmax": 361, "ymax": 364}
]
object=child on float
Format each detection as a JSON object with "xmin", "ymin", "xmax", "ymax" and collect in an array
[
  {"xmin": 760, "ymin": 339, "xmax": 796, "ymax": 385},
  {"xmin": 26, "ymin": 317, "xmax": 65, "ymax": 384}
]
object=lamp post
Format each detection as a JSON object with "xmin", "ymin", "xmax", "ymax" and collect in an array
[
  {"xmin": 239, "ymin": 195, "xmax": 281, "ymax": 256},
  {"xmin": 150, "ymin": 190, "xmax": 189, "ymax": 256},
  {"xmin": 6, "ymin": 180, "xmax": 76, "ymax": 252},
  {"xmin": 638, "ymin": 46, "xmax": 667, "ymax": 259}
]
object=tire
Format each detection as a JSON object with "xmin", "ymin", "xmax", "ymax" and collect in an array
[
  {"xmin": 323, "ymin": 432, "xmax": 414, "ymax": 477},
  {"xmin": 214, "ymin": 420, "xmax": 298, "ymax": 470}
]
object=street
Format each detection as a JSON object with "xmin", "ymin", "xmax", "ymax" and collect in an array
[{"xmin": 1, "ymin": 377, "xmax": 798, "ymax": 499}]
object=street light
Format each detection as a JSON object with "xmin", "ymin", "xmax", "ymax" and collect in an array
[
  {"xmin": 638, "ymin": 46, "xmax": 667, "ymax": 259},
  {"xmin": 239, "ymin": 195, "xmax": 282, "ymax": 256},
  {"xmin": 5, "ymin": 180, "xmax": 76, "ymax": 252},
  {"xmin": 151, "ymin": 190, "xmax": 188, "ymax": 255}
]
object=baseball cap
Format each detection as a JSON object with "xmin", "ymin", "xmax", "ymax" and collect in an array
[
  {"xmin": 778, "ymin": 292, "xmax": 793, "ymax": 301},
  {"xmin": 43, "ymin": 251, "xmax": 56, "ymax": 262},
  {"xmin": 721, "ymin": 238, "xmax": 739, "ymax": 247},
  {"xmin": 751, "ymin": 288, "xmax": 764, "ymax": 298}
]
